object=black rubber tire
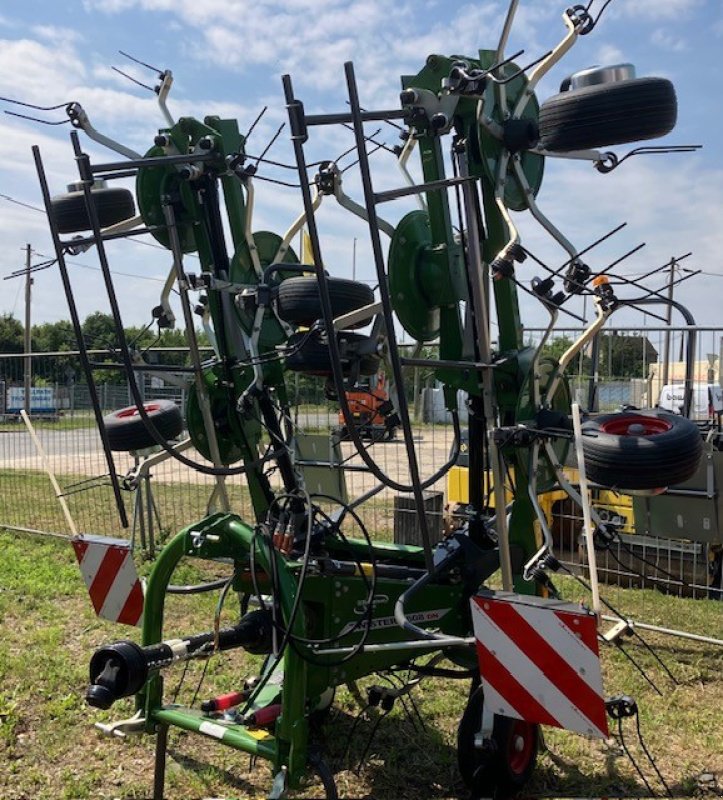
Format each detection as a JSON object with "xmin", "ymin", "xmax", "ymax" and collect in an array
[
  {"xmin": 458, "ymin": 687, "xmax": 538, "ymax": 799},
  {"xmin": 276, "ymin": 276, "xmax": 374, "ymax": 327},
  {"xmin": 103, "ymin": 400, "xmax": 183, "ymax": 452},
  {"xmin": 50, "ymin": 187, "xmax": 136, "ymax": 234},
  {"xmin": 306, "ymin": 753, "xmax": 339, "ymax": 799},
  {"xmin": 581, "ymin": 411, "xmax": 702, "ymax": 490},
  {"xmin": 284, "ymin": 331, "xmax": 379, "ymax": 377},
  {"xmin": 538, "ymin": 77, "xmax": 677, "ymax": 152}
]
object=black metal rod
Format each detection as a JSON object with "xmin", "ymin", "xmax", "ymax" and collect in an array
[
  {"xmin": 33, "ymin": 144, "xmax": 129, "ymax": 527},
  {"xmin": 375, "ymin": 176, "xmax": 475, "ymax": 204},
  {"xmin": 305, "ymin": 109, "xmax": 406, "ymax": 126},
  {"xmin": 343, "ymin": 61, "xmax": 435, "ymax": 570},
  {"xmin": 61, "ymin": 226, "xmax": 165, "ymax": 248},
  {"xmin": 153, "ymin": 723, "xmax": 168, "ymax": 800},
  {"xmin": 90, "ymin": 151, "xmax": 217, "ymax": 173},
  {"xmin": 95, "ymin": 169, "xmax": 139, "ymax": 181},
  {"xmin": 280, "ymin": 73, "xmax": 461, "ymax": 527},
  {"xmin": 70, "ymin": 131, "xmax": 251, "ymax": 477},
  {"xmin": 400, "ymin": 356, "xmax": 497, "ymax": 371}
]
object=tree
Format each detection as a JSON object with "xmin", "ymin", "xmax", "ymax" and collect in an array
[
  {"xmin": 32, "ymin": 320, "xmax": 75, "ymax": 353},
  {"xmin": 599, "ymin": 332, "xmax": 657, "ymax": 379},
  {"xmin": 81, "ymin": 311, "xmax": 119, "ymax": 351},
  {"xmin": 0, "ymin": 313, "xmax": 24, "ymax": 354}
]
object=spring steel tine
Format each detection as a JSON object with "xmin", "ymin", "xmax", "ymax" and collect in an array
[
  {"xmin": 111, "ymin": 66, "xmax": 156, "ymax": 93},
  {"xmin": 0, "ymin": 96, "xmax": 73, "ymax": 111},
  {"xmin": 546, "ymin": 222, "xmax": 628, "ymax": 280},
  {"xmin": 341, "ymin": 123, "xmax": 396, "ymax": 156},
  {"xmin": 118, "ymin": 49, "xmax": 163, "ymax": 75},
  {"xmin": 4, "ymin": 110, "xmax": 70, "ymax": 125},
  {"xmin": 489, "ymin": 49, "xmax": 554, "ymax": 85},
  {"xmin": 244, "ymin": 105, "xmax": 268, "ymax": 141},
  {"xmin": 512, "ymin": 275, "xmax": 587, "ymax": 323},
  {"xmin": 255, "ymin": 123, "xmax": 286, "ymax": 167}
]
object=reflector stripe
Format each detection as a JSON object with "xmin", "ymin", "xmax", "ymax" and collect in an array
[
  {"xmin": 71, "ymin": 537, "xmax": 144, "ymax": 627},
  {"xmin": 99, "ymin": 551, "xmax": 137, "ymax": 621},
  {"xmin": 89, "ymin": 546, "xmax": 127, "ymax": 614},
  {"xmin": 475, "ymin": 638, "xmax": 561, "ymax": 727},
  {"xmin": 556, "ymin": 608, "xmax": 600, "ymax": 654},
  {"xmin": 117, "ymin": 579, "xmax": 144, "ymax": 627},
  {"xmin": 473, "ymin": 600, "xmax": 608, "ymax": 737},
  {"xmin": 502, "ymin": 602, "xmax": 603, "ymax": 693}
]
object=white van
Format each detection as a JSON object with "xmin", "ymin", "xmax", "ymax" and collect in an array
[{"xmin": 657, "ymin": 383, "xmax": 723, "ymax": 420}]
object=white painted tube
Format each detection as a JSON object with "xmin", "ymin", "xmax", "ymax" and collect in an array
[
  {"xmin": 571, "ymin": 403, "xmax": 601, "ymax": 620},
  {"xmin": 20, "ymin": 410, "xmax": 78, "ymax": 536}
]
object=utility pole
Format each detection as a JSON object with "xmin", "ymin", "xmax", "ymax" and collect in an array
[
  {"xmin": 23, "ymin": 243, "xmax": 32, "ymax": 414},
  {"xmin": 661, "ymin": 257, "xmax": 676, "ymax": 387},
  {"xmin": 352, "ymin": 237, "xmax": 357, "ymax": 282}
]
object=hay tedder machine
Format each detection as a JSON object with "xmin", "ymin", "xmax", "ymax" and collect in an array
[{"xmin": 27, "ymin": 1, "xmax": 706, "ymax": 797}]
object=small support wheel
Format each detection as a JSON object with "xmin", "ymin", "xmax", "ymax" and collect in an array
[
  {"xmin": 458, "ymin": 687, "xmax": 538, "ymax": 799},
  {"xmin": 51, "ymin": 185, "xmax": 136, "ymax": 234},
  {"xmin": 538, "ymin": 77, "xmax": 677, "ymax": 152},
  {"xmin": 581, "ymin": 410, "xmax": 702, "ymax": 490},
  {"xmin": 103, "ymin": 400, "xmax": 183, "ymax": 452}
]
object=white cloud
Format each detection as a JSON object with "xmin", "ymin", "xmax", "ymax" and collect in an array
[
  {"xmin": 30, "ymin": 25, "xmax": 83, "ymax": 46},
  {"xmin": 650, "ymin": 28, "xmax": 687, "ymax": 53},
  {"xmin": 594, "ymin": 43, "xmax": 626, "ymax": 65},
  {"xmin": 610, "ymin": 0, "xmax": 703, "ymax": 20},
  {"xmin": 0, "ymin": 38, "xmax": 86, "ymax": 106}
]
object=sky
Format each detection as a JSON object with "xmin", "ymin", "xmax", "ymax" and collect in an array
[{"xmin": 0, "ymin": 0, "xmax": 721, "ymax": 342}]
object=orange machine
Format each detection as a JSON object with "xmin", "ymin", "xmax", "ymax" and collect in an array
[{"xmin": 337, "ymin": 371, "xmax": 399, "ymax": 441}]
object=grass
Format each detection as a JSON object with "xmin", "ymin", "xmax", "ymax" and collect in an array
[
  {"xmin": 0, "ymin": 526, "xmax": 721, "ymax": 800},
  {"xmin": 0, "ymin": 412, "xmax": 97, "ymax": 432}
]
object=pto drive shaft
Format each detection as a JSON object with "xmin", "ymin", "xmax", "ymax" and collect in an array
[{"xmin": 86, "ymin": 609, "xmax": 272, "ymax": 709}]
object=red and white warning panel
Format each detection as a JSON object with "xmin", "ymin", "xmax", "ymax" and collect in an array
[
  {"xmin": 72, "ymin": 536, "xmax": 144, "ymax": 627},
  {"xmin": 471, "ymin": 591, "xmax": 608, "ymax": 739}
]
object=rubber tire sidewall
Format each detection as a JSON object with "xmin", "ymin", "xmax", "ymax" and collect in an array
[
  {"xmin": 284, "ymin": 331, "xmax": 379, "ymax": 377},
  {"xmin": 538, "ymin": 77, "xmax": 677, "ymax": 152},
  {"xmin": 103, "ymin": 400, "xmax": 183, "ymax": 452},
  {"xmin": 581, "ymin": 411, "xmax": 702, "ymax": 490},
  {"xmin": 458, "ymin": 686, "xmax": 538, "ymax": 799},
  {"xmin": 276, "ymin": 276, "xmax": 374, "ymax": 328},
  {"xmin": 50, "ymin": 187, "xmax": 136, "ymax": 234}
]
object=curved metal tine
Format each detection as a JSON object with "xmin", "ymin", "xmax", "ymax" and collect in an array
[
  {"xmin": 553, "ymin": 242, "xmax": 647, "ymax": 302},
  {"xmin": 618, "ymin": 267, "xmax": 701, "ymax": 308},
  {"xmin": 4, "ymin": 110, "xmax": 70, "ymax": 125},
  {"xmin": 488, "ymin": 49, "xmax": 553, "ymax": 85},
  {"xmin": 119, "ymin": 49, "xmax": 163, "ymax": 75},
  {"xmin": 613, "ymin": 144, "xmax": 702, "ymax": 170},
  {"xmin": 511, "ymin": 273, "xmax": 586, "ymax": 323},
  {"xmin": 633, "ymin": 251, "xmax": 692, "ymax": 285},
  {"xmin": 485, "ymin": 48, "xmax": 524, "ymax": 79},
  {"xmin": 341, "ymin": 123, "xmax": 396, "ymax": 156},
  {"xmin": 545, "ymin": 222, "xmax": 628, "ymax": 280},
  {"xmin": 244, "ymin": 105, "xmax": 267, "ymax": 141},
  {"xmin": 254, "ymin": 123, "xmax": 286, "ymax": 168},
  {"xmin": 111, "ymin": 66, "xmax": 155, "ymax": 93},
  {"xmin": 0, "ymin": 96, "xmax": 72, "ymax": 111},
  {"xmin": 588, "ymin": 0, "xmax": 615, "ymax": 28},
  {"xmin": 340, "ymin": 141, "xmax": 386, "ymax": 174}
]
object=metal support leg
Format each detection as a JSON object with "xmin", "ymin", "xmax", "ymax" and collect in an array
[{"xmin": 153, "ymin": 723, "xmax": 169, "ymax": 800}]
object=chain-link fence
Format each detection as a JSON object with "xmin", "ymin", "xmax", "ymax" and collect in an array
[{"xmin": 1, "ymin": 332, "xmax": 721, "ymax": 643}]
